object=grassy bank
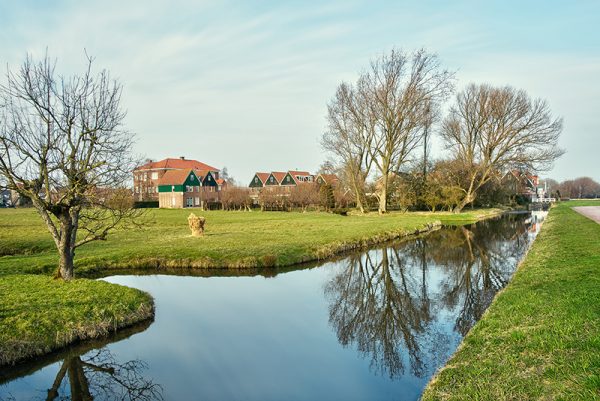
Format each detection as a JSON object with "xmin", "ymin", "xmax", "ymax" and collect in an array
[
  {"xmin": 422, "ymin": 201, "xmax": 600, "ymax": 400},
  {"xmin": 0, "ymin": 275, "xmax": 154, "ymax": 367},
  {"xmin": 0, "ymin": 208, "xmax": 501, "ymax": 276}
]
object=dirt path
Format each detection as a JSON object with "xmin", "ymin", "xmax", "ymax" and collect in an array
[{"xmin": 572, "ymin": 206, "xmax": 600, "ymax": 224}]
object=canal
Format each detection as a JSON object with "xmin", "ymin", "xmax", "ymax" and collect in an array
[{"xmin": 0, "ymin": 212, "xmax": 546, "ymax": 400}]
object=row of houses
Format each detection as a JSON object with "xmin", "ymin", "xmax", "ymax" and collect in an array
[
  {"xmin": 131, "ymin": 157, "xmax": 343, "ymax": 209},
  {"xmin": 248, "ymin": 171, "xmax": 338, "ymax": 189}
]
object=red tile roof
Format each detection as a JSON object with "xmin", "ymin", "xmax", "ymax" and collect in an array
[
  {"xmin": 158, "ymin": 169, "xmax": 196, "ymax": 185},
  {"xmin": 271, "ymin": 172, "xmax": 287, "ymax": 183},
  {"xmin": 319, "ymin": 173, "xmax": 339, "ymax": 185},
  {"xmin": 193, "ymin": 169, "xmax": 211, "ymax": 180},
  {"xmin": 288, "ymin": 170, "xmax": 311, "ymax": 176},
  {"xmin": 255, "ymin": 172, "xmax": 270, "ymax": 184},
  {"xmin": 136, "ymin": 158, "xmax": 219, "ymax": 172}
]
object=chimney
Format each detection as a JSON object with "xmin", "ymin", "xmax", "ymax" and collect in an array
[{"xmin": 180, "ymin": 156, "xmax": 185, "ymax": 160}]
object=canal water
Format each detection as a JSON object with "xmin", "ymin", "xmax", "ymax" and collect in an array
[{"xmin": 0, "ymin": 212, "xmax": 546, "ymax": 401}]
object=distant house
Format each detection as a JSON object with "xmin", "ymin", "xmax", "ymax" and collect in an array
[
  {"xmin": 249, "ymin": 170, "xmax": 315, "ymax": 189},
  {"xmin": 157, "ymin": 169, "xmax": 222, "ymax": 208},
  {"xmin": 0, "ymin": 187, "xmax": 31, "ymax": 207},
  {"xmin": 265, "ymin": 172, "xmax": 287, "ymax": 187},
  {"xmin": 248, "ymin": 169, "xmax": 317, "ymax": 204},
  {"xmin": 133, "ymin": 157, "xmax": 220, "ymax": 202},
  {"xmin": 503, "ymin": 170, "xmax": 543, "ymax": 201},
  {"xmin": 316, "ymin": 173, "xmax": 339, "ymax": 187},
  {"xmin": 249, "ymin": 172, "xmax": 271, "ymax": 190},
  {"xmin": 282, "ymin": 171, "xmax": 314, "ymax": 185}
]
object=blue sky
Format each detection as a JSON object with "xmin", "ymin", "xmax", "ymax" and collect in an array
[{"xmin": 1, "ymin": 0, "xmax": 599, "ymax": 183}]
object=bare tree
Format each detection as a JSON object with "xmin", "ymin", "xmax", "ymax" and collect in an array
[
  {"xmin": 361, "ymin": 49, "xmax": 454, "ymax": 214},
  {"xmin": 441, "ymin": 83, "xmax": 564, "ymax": 212},
  {"xmin": 0, "ymin": 54, "xmax": 141, "ymax": 280},
  {"xmin": 323, "ymin": 50, "xmax": 454, "ymax": 214},
  {"xmin": 289, "ymin": 183, "xmax": 319, "ymax": 212},
  {"xmin": 322, "ymin": 82, "xmax": 374, "ymax": 213}
]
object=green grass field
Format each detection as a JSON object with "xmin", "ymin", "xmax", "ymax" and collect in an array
[
  {"xmin": 421, "ymin": 200, "xmax": 600, "ymax": 400},
  {"xmin": 0, "ymin": 207, "xmax": 501, "ymax": 276},
  {"xmin": 0, "ymin": 274, "xmax": 154, "ymax": 366}
]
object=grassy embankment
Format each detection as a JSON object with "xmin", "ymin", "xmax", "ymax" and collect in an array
[
  {"xmin": 422, "ymin": 200, "xmax": 600, "ymax": 401},
  {"xmin": 0, "ymin": 207, "xmax": 502, "ymax": 276},
  {"xmin": 0, "ymin": 275, "xmax": 153, "ymax": 366},
  {"xmin": 0, "ymin": 207, "xmax": 500, "ymax": 367}
]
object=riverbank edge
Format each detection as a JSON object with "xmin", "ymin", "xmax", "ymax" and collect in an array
[
  {"xmin": 79, "ymin": 220, "xmax": 443, "ymax": 275},
  {"xmin": 421, "ymin": 202, "xmax": 600, "ymax": 400},
  {"xmin": 0, "ymin": 276, "xmax": 155, "ymax": 368},
  {"xmin": 79, "ymin": 208, "xmax": 505, "ymax": 276}
]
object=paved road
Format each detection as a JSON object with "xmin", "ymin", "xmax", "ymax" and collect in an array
[{"xmin": 573, "ymin": 206, "xmax": 600, "ymax": 224}]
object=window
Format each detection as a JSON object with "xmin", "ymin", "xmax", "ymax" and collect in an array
[
  {"xmin": 254, "ymin": 177, "xmax": 258, "ymax": 183},
  {"xmin": 186, "ymin": 185, "xmax": 193, "ymax": 192},
  {"xmin": 151, "ymin": 172, "xmax": 158, "ymax": 180},
  {"xmin": 190, "ymin": 174, "xmax": 195, "ymax": 181}
]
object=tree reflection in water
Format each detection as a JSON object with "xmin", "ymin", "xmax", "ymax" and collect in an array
[
  {"xmin": 325, "ymin": 213, "xmax": 541, "ymax": 380},
  {"xmin": 0, "ymin": 322, "xmax": 162, "ymax": 401},
  {"xmin": 45, "ymin": 348, "xmax": 162, "ymax": 401}
]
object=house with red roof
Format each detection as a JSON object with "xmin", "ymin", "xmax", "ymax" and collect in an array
[
  {"xmin": 316, "ymin": 173, "xmax": 339, "ymax": 187},
  {"xmin": 156, "ymin": 168, "xmax": 224, "ymax": 208},
  {"xmin": 133, "ymin": 156, "xmax": 220, "ymax": 202},
  {"xmin": 248, "ymin": 170, "xmax": 315, "ymax": 190}
]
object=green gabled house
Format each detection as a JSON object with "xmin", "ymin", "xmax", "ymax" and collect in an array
[
  {"xmin": 157, "ymin": 169, "xmax": 221, "ymax": 208},
  {"xmin": 265, "ymin": 172, "xmax": 287, "ymax": 186},
  {"xmin": 249, "ymin": 172, "xmax": 271, "ymax": 189}
]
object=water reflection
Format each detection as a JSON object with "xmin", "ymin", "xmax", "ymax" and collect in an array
[
  {"xmin": 325, "ymin": 212, "xmax": 543, "ymax": 379},
  {"xmin": 0, "ymin": 322, "xmax": 162, "ymax": 401}
]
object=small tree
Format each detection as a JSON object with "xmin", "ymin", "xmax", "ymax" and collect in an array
[
  {"xmin": 0, "ymin": 54, "xmax": 140, "ymax": 280},
  {"xmin": 319, "ymin": 184, "xmax": 335, "ymax": 211}
]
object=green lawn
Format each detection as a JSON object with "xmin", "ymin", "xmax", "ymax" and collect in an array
[
  {"xmin": 421, "ymin": 200, "xmax": 600, "ymax": 401},
  {"xmin": 0, "ymin": 207, "xmax": 501, "ymax": 276},
  {"xmin": 0, "ymin": 274, "xmax": 154, "ymax": 366}
]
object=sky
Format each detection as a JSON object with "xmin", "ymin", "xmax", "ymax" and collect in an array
[{"xmin": 1, "ymin": 0, "xmax": 599, "ymax": 184}]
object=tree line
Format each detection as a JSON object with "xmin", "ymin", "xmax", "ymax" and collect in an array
[{"xmin": 322, "ymin": 48, "xmax": 564, "ymax": 214}]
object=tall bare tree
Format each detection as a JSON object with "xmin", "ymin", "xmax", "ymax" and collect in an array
[
  {"xmin": 0, "ymin": 54, "xmax": 141, "ymax": 280},
  {"xmin": 362, "ymin": 49, "xmax": 454, "ymax": 213},
  {"xmin": 323, "ymin": 49, "xmax": 454, "ymax": 214},
  {"xmin": 322, "ymin": 82, "xmax": 374, "ymax": 213},
  {"xmin": 441, "ymin": 83, "xmax": 564, "ymax": 212}
]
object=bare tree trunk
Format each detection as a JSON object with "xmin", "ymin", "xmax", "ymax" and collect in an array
[
  {"xmin": 453, "ymin": 192, "xmax": 475, "ymax": 213},
  {"xmin": 378, "ymin": 174, "xmax": 388, "ymax": 214},
  {"xmin": 57, "ymin": 215, "xmax": 75, "ymax": 280},
  {"xmin": 352, "ymin": 184, "xmax": 366, "ymax": 213}
]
